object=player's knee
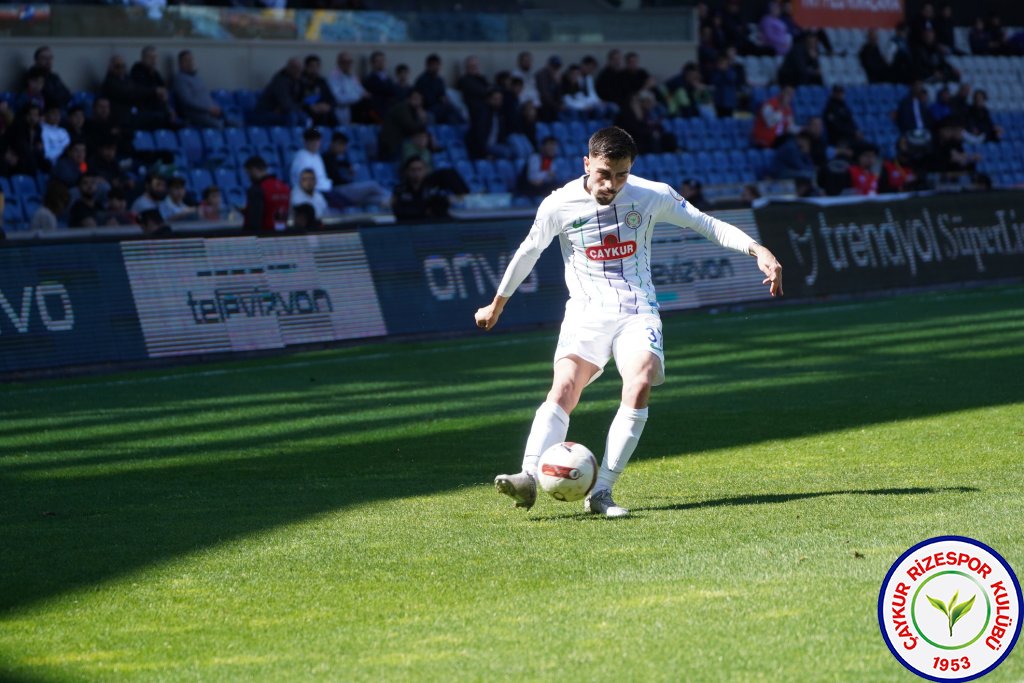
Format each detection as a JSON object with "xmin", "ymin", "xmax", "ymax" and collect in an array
[
  {"xmin": 547, "ymin": 380, "xmax": 581, "ymax": 413},
  {"xmin": 622, "ymin": 377, "xmax": 652, "ymax": 407}
]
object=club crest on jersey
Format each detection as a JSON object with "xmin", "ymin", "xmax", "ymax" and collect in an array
[
  {"xmin": 586, "ymin": 235, "xmax": 637, "ymax": 261},
  {"xmin": 624, "ymin": 210, "xmax": 643, "ymax": 229}
]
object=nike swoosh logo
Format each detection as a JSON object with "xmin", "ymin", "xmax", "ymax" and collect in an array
[{"xmin": 572, "ymin": 216, "xmax": 591, "ymax": 229}]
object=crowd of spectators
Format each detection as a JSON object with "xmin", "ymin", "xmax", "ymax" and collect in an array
[{"xmin": 1, "ymin": 5, "xmax": 1021, "ymax": 235}]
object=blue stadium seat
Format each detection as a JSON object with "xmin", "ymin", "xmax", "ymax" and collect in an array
[
  {"xmin": 246, "ymin": 126, "xmax": 272, "ymax": 148},
  {"xmin": 225, "ymin": 186, "xmax": 246, "ymax": 210},
  {"xmin": 10, "ymin": 174, "xmax": 40, "ymax": 198},
  {"xmin": 3, "ymin": 200, "xmax": 26, "ymax": 230},
  {"xmin": 371, "ymin": 161, "xmax": 397, "ymax": 186},
  {"xmin": 494, "ymin": 158, "xmax": 517, "ymax": 191},
  {"xmin": 178, "ymin": 128, "xmax": 205, "ymax": 164},
  {"xmin": 190, "ymin": 168, "xmax": 215, "ymax": 194},
  {"xmin": 224, "ymin": 127, "xmax": 253, "ymax": 156},
  {"xmin": 201, "ymin": 129, "xmax": 229, "ymax": 159},
  {"xmin": 214, "ymin": 167, "xmax": 241, "ymax": 191},
  {"xmin": 0, "ymin": 177, "xmax": 10, "ymax": 197},
  {"xmin": 153, "ymin": 129, "xmax": 179, "ymax": 152},
  {"xmin": 133, "ymin": 130, "xmax": 155, "ymax": 152}
]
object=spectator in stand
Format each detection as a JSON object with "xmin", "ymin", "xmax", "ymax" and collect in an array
[
  {"xmin": 616, "ymin": 90, "xmax": 674, "ymax": 155},
  {"xmin": 512, "ymin": 100, "xmax": 540, "ymax": 150},
  {"xmin": 290, "ymin": 168, "xmax": 328, "ymax": 220},
  {"xmin": 26, "ymin": 46, "xmax": 71, "ymax": 111},
  {"xmin": 254, "ymin": 57, "xmax": 305, "ymax": 127},
  {"xmin": 83, "ymin": 97, "xmax": 124, "ymax": 155},
  {"xmin": 88, "ymin": 137, "xmax": 121, "ymax": 187},
  {"xmin": 457, "ymin": 55, "xmax": 490, "ymax": 117},
  {"xmin": 621, "ymin": 52, "xmax": 654, "ymax": 103},
  {"xmin": 759, "ymin": 1, "xmax": 793, "ymax": 56},
  {"xmin": 968, "ymin": 17, "xmax": 992, "ymax": 56},
  {"xmin": 415, "ymin": 54, "xmax": 463, "ymax": 125},
  {"xmin": 291, "ymin": 203, "xmax": 320, "ymax": 231},
  {"xmin": 860, "ymin": 29, "xmax": 892, "ymax": 83},
  {"xmin": 159, "ymin": 176, "xmax": 198, "ymax": 222},
  {"xmin": 362, "ymin": 51, "xmax": 400, "ymax": 123},
  {"xmin": 199, "ymin": 185, "xmax": 227, "ymax": 221},
  {"xmin": 329, "ymin": 51, "xmax": 371, "ymax": 125},
  {"xmin": 31, "ymin": 180, "xmax": 69, "ymax": 231},
  {"xmin": 68, "ymin": 173, "xmax": 103, "ymax": 228},
  {"xmin": 301, "ymin": 54, "xmax": 338, "ymax": 127},
  {"xmin": 172, "ymin": 50, "xmax": 224, "ymax": 129},
  {"xmin": 4, "ymin": 103, "xmax": 47, "ymax": 175},
  {"xmin": 379, "ymin": 89, "xmax": 429, "ymax": 161},
  {"xmin": 817, "ymin": 138, "xmax": 854, "ymax": 195},
  {"xmin": 909, "ymin": 2, "xmax": 936, "ymax": 50},
  {"xmin": 579, "ymin": 55, "xmax": 615, "ymax": 117},
  {"xmin": 323, "ymin": 131, "xmax": 391, "ymax": 209},
  {"xmin": 131, "ymin": 173, "xmax": 167, "ymax": 215},
  {"xmin": 289, "ymin": 127, "xmax": 330, "ymax": 193},
  {"xmin": 711, "ymin": 51, "xmax": 744, "ymax": 117},
  {"xmin": 697, "ymin": 26, "xmax": 720, "ymax": 84},
  {"xmin": 679, "ymin": 178, "xmax": 708, "ymax": 210},
  {"xmin": 965, "ymin": 89, "xmax": 1002, "ymax": 143},
  {"xmin": 770, "ymin": 131, "xmax": 817, "ymax": 180},
  {"xmin": 929, "ymin": 87, "xmax": 954, "ymax": 126},
  {"xmin": 879, "ymin": 136, "xmax": 921, "ymax": 192},
  {"xmin": 496, "ymin": 72, "xmax": 520, "ymax": 123},
  {"xmin": 392, "ymin": 155, "xmax": 451, "ymax": 221},
  {"xmin": 912, "ymin": 27, "xmax": 960, "ymax": 83},
  {"xmin": 99, "ymin": 188, "xmax": 134, "ymax": 226},
  {"xmin": 803, "ymin": 116, "xmax": 828, "ymax": 167},
  {"xmin": 137, "ymin": 208, "xmax": 172, "ymax": 237},
  {"xmin": 661, "ymin": 63, "xmax": 711, "ymax": 119},
  {"xmin": 535, "ymin": 56, "xmax": 564, "ymax": 122},
  {"xmin": 52, "ymin": 140, "xmax": 88, "ymax": 188},
  {"xmin": 934, "ymin": 4, "xmax": 959, "ymax": 55},
  {"xmin": 41, "ymin": 104, "xmax": 70, "ymax": 165},
  {"xmin": 0, "ymin": 141, "xmax": 22, "ymax": 177},
  {"xmin": 562, "ymin": 64, "xmax": 600, "ymax": 118},
  {"xmin": 466, "ymin": 88, "xmax": 512, "ymax": 160},
  {"xmin": 890, "ymin": 23, "xmax": 916, "ymax": 83},
  {"xmin": 778, "ymin": 32, "xmax": 823, "ymax": 87},
  {"xmin": 243, "ymin": 155, "xmax": 290, "ymax": 233},
  {"xmin": 896, "ymin": 82, "xmax": 934, "ymax": 135},
  {"xmin": 849, "ymin": 145, "xmax": 880, "ymax": 195},
  {"xmin": 930, "ymin": 118, "xmax": 979, "ymax": 174},
  {"xmin": 752, "ymin": 85, "xmax": 798, "ymax": 148},
  {"xmin": 719, "ymin": 0, "xmax": 774, "ymax": 56},
  {"xmin": 394, "ymin": 64, "xmax": 413, "ymax": 102},
  {"xmin": 518, "ymin": 135, "xmax": 561, "ymax": 199},
  {"xmin": 595, "ymin": 49, "xmax": 627, "ymax": 109},
  {"xmin": 510, "ymin": 51, "xmax": 541, "ymax": 108},
  {"xmin": 15, "ymin": 67, "xmax": 47, "ymax": 114},
  {"xmin": 129, "ymin": 46, "xmax": 178, "ymax": 128},
  {"xmin": 102, "ymin": 55, "xmax": 159, "ymax": 130},
  {"xmin": 822, "ymin": 85, "xmax": 859, "ymax": 144},
  {"xmin": 64, "ymin": 105, "xmax": 86, "ymax": 142}
]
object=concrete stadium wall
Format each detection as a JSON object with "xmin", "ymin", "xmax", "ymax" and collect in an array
[{"xmin": 0, "ymin": 38, "xmax": 697, "ymax": 95}]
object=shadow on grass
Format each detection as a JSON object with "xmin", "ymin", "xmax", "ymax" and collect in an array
[
  {"xmin": 0, "ymin": 287, "xmax": 1019, "ymax": 622},
  {"xmin": 525, "ymin": 486, "xmax": 980, "ymax": 521}
]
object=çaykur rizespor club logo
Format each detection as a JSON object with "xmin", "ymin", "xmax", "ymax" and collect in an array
[{"xmin": 879, "ymin": 536, "xmax": 1021, "ymax": 681}]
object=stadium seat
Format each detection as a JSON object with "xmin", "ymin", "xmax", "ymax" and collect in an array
[
  {"xmin": 178, "ymin": 128, "xmax": 205, "ymax": 164},
  {"xmin": 201, "ymin": 129, "xmax": 229, "ymax": 159},
  {"xmin": 214, "ymin": 167, "xmax": 241, "ymax": 191},
  {"xmin": 133, "ymin": 130, "xmax": 155, "ymax": 152},
  {"xmin": 371, "ymin": 161, "xmax": 398, "ymax": 186},
  {"xmin": 10, "ymin": 174, "xmax": 40, "ymax": 199},
  {"xmin": 3, "ymin": 198, "xmax": 24, "ymax": 228},
  {"xmin": 190, "ymin": 168, "xmax": 215, "ymax": 194},
  {"xmin": 246, "ymin": 126, "xmax": 272, "ymax": 148},
  {"xmin": 224, "ymin": 127, "xmax": 254, "ymax": 157},
  {"xmin": 151, "ymin": 129, "xmax": 176, "ymax": 153}
]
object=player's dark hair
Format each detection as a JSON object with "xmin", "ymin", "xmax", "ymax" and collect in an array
[{"xmin": 588, "ymin": 126, "xmax": 638, "ymax": 162}]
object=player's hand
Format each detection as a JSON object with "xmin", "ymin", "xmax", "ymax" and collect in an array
[
  {"xmin": 474, "ymin": 297, "xmax": 507, "ymax": 331},
  {"xmin": 752, "ymin": 244, "xmax": 783, "ymax": 297}
]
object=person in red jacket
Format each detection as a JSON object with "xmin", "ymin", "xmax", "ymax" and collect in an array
[
  {"xmin": 880, "ymin": 136, "xmax": 920, "ymax": 193},
  {"xmin": 243, "ymin": 155, "xmax": 290, "ymax": 232},
  {"xmin": 752, "ymin": 85, "xmax": 798, "ymax": 148},
  {"xmin": 849, "ymin": 145, "xmax": 879, "ymax": 195}
]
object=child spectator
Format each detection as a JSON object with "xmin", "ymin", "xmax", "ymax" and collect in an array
[
  {"xmin": 243, "ymin": 155, "xmax": 290, "ymax": 232},
  {"xmin": 40, "ymin": 104, "xmax": 70, "ymax": 165},
  {"xmin": 160, "ymin": 176, "xmax": 198, "ymax": 222},
  {"xmin": 849, "ymin": 145, "xmax": 880, "ymax": 195},
  {"xmin": 519, "ymin": 136, "xmax": 561, "ymax": 198}
]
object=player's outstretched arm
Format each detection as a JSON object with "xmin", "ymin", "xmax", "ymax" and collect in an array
[
  {"xmin": 749, "ymin": 242, "xmax": 783, "ymax": 297},
  {"xmin": 474, "ymin": 295, "xmax": 508, "ymax": 331}
]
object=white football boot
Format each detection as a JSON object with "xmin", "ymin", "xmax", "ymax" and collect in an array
[
  {"xmin": 584, "ymin": 488, "xmax": 629, "ymax": 518},
  {"xmin": 494, "ymin": 471, "xmax": 537, "ymax": 509}
]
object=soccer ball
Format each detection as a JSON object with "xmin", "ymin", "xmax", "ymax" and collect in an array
[{"xmin": 536, "ymin": 442, "xmax": 598, "ymax": 502}]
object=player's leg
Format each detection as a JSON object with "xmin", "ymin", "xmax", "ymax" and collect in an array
[
  {"xmin": 585, "ymin": 316, "xmax": 665, "ymax": 518},
  {"xmin": 495, "ymin": 355, "xmax": 599, "ymax": 509}
]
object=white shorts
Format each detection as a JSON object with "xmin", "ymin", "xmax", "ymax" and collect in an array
[{"xmin": 553, "ymin": 305, "xmax": 665, "ymax": 386}]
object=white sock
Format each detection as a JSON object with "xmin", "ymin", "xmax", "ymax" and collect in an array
[
  {"xmin": 521, "ymin": 401, "xmax": 570, "ymax": 476},
  {"xmin": 595, "ymin": 404, "xmax": 648, "ymax": 492}
]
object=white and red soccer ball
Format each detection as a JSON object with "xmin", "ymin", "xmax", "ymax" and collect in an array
[{"xmin": 536, "ymin": 442, "xmax": 598, "ymax": 502}]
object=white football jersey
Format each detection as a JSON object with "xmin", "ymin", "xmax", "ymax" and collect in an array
[{"xmin": 498, "ymin": 174, "xmax": 755, "ymax": 314}]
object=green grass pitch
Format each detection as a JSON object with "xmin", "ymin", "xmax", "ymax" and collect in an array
[{"xmin": 1, "ymin": 284, "xmax": 1022, "ymax": 682}]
